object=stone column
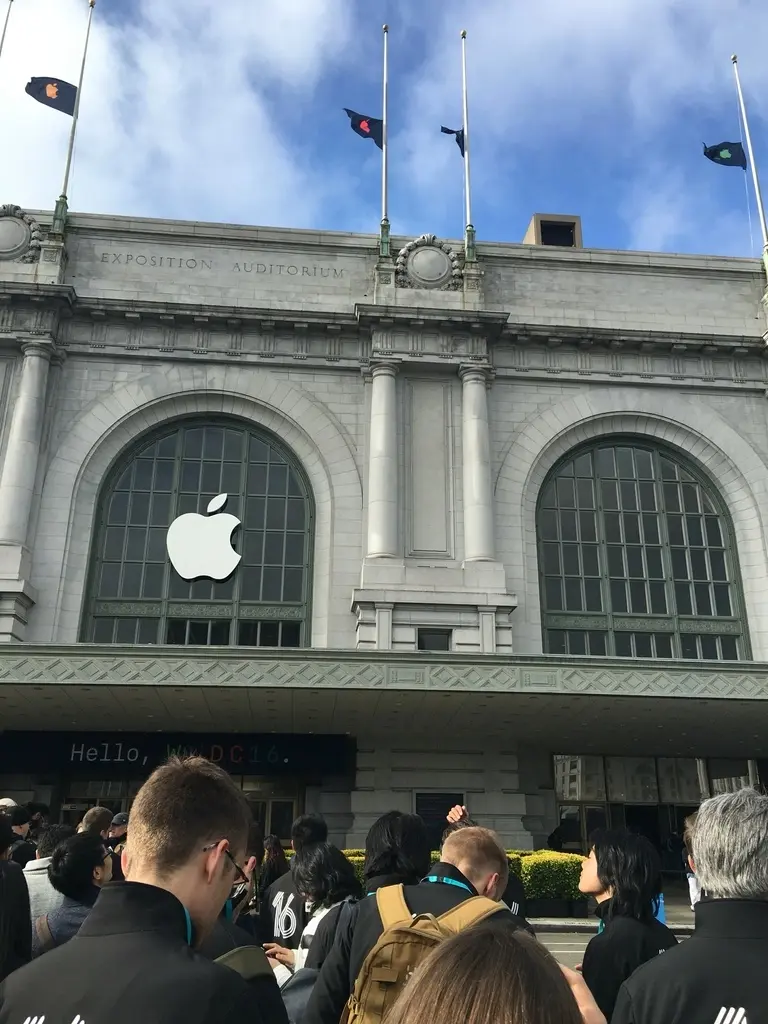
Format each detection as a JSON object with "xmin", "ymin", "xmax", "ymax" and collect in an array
[
  {"xmin": 460, "ymin": 365, "xmax": 495, "ymax": 561},
  {"xmin": 366, "ymin": 361, "xmax": 399, "ymax": 557},
  {"xmin": 0, "ymin": 342, "xmax": 53, "ymax": 548}
]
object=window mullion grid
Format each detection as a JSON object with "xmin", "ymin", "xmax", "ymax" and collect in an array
[
  {"xmin": 653, "ymin": 450, "xmax": 685, "ymax": 658},
  {"xmin": 594, "ymin": 455, "xmax": 617, "ymax": 656}
]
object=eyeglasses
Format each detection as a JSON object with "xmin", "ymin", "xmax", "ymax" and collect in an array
[{"xmin": 202, "ymin": 841, "xmax": 248, "ymax": 884}]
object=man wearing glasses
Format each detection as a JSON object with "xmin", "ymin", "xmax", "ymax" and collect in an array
[{"xmin": 0, "ymin": 756, "xmax": 288, "ymax": 1024}]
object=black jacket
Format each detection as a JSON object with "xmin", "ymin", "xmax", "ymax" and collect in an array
[
  {"xmin": 0, "ymin": 881, "xmax": 286, "ymax": 1024},
  {"xmin": 0, "ymin": 861, "xmax": 31, "ymax": 983},
  {"xmin": 304, "ymin": 863, "xmax": 529, "ymax": 1024},
  {"xmin": 613, "ymin": 899, "xmax": 768, "ymax": 1024},
  {"xmin": 258, "ymin": 869, "xmax": 308, "ymax": 949},
  {"xmin": 581, "ymin": 900, "xmax": 677, "ymax": 1021},
  {"xmin": 9, "ymin": 839, "xmax": 36, "ymax": 869}
]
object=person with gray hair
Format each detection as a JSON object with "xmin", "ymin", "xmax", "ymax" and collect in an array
[{"xmin": 613, "ymin": 787, "xmax": 768, "ymax": 1024}]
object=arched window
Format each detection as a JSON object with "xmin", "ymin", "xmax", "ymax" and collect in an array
[
  {"xmin": 82, "ymin": 419, "xmax": 313, "ymax": 647},
  {"xmin": 537, "ymin": 440, "xmax": 747, "ymax": 660}
]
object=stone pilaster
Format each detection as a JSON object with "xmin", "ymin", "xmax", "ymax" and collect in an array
[
  {"xmin": 366, "ymin": 360, "xmax": 399, "ymax": 558},
  {"xmin": 0, "ymin": 341, "xmax": 53, "ymax": 637},
  {"xmin": 459, "ymin": 364, "xmax": 495, "ymax": 562}
]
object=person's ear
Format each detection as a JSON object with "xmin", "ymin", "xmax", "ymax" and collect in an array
[
  {"xmin": 203, "ymin": 839, "xmax": 229, "ymax": 884},
  {"xmin": 485, "ymin": 872, "xmax": 501, "ymax": 900},
  {"xmin": 688, "ymin": 854, "xmax": 696, "ymax": 873}
]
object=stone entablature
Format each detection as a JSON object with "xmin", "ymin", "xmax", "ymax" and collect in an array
[{"xmin": 0, "ymin": 644, "xmax": 767, "ymax": 700}]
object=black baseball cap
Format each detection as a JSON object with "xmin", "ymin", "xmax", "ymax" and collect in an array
[{"xmin": 111, "ymin": 812, "xmax": 129, "ymax": 827}]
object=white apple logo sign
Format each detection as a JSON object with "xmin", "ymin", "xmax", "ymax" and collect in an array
[{"xmin": 166, "ymin": 493, "xmax": 241, "ymax": 581}]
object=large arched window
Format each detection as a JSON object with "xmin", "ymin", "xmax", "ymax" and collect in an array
[
  {"xmin": 82, "ymin": 419, "xmax": 313, "ymax": 647},
  {"xmin": 537, "ymin": 439, "xmax": 747, "ymax": 660}
]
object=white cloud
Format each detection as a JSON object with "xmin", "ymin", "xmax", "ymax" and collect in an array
[
  {"xmin": 0, "ymin": 0, "xmax": 356, "ymax": 224},
  {"xmin": 395, "ymin": 0, "xmax": 768, "ymax": 252}
]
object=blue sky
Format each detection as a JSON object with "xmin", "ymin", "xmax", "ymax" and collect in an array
[{"xmin": 2, "ymin": 0, "xmax": 768, "ymax": 257}]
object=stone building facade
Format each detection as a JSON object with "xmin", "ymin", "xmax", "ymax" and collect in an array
[{"xmin": 0, "ymin": 202, "xmax": 767, "ymax": 849}]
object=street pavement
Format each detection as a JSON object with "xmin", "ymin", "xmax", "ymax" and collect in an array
[{"xmin": 541, "ymin": 931, "xmax": 592, "ymax": 969}]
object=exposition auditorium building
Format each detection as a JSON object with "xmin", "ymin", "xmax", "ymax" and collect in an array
[{"xmin": 1, "ymin": 201, "xmax": 767, "ymax": 854}]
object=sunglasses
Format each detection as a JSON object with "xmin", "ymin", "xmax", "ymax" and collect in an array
[{"xmin": 202, "ymin": 841, "xmax": 248, "ymax": 884}]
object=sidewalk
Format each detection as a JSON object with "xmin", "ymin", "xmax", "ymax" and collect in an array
[{"xmin": 530, "ymin": 891, "xmax": 695, "ymax": 935}]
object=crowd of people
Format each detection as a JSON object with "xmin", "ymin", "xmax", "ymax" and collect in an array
[{"xmin": 0, "ymin": 762, "xmax": 766, "ymax": 1024}]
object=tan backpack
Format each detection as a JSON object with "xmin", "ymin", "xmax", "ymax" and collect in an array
[{"xmin": 342, "ymin": 884, "xmax": 501, "ymax": 1024}]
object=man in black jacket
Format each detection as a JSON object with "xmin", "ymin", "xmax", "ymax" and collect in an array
[
  {"xmin": 304, "ymin": 826, "xmax": 528, "ymax": 1024},
  {"xmin": 258, "ymin": 813, "xmax": 327, "ymax": 948},
  {"xmin": 613, "ymin": 787, "xmax": 768, "ymax": 1024},
  {"xmin": 0, "ymin": 755, "xmax": 287, "ymax": 1024}
]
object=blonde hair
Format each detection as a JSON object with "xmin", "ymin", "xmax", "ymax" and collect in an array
[
  {"xmin": 386, "ymin": 925, "xmax": 581, "ymax": 1024},
  {"xmin": 441, "ymin": 826, "xmax": 509, "ymax": 894}
]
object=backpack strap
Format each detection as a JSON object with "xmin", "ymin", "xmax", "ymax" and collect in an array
[
  {"xmin": 375, "ymin": 885, "xmax": 412, "ymax": 930},
  {"xmin": 436, "ymin": 896, "xmax": 503, "ymax": 934},
  {"xmin": 34, "ymin": 915, "xmax": 56, "ymax": 955}
]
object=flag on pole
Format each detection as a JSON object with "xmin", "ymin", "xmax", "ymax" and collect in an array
[
  {"xmin": 703, "ymin": 142, "xmax": 747, "ymax": 169},
  {"xmin": 344, "ymin": 108, "xmax": 384, "ymax": 150},
  {"xmin": 441, "ymin": 126, "xmax": 465, "ymax": 157},
  {"xmin": 25, "ymin": 77, "xmax": 78, "ymax": 115}
]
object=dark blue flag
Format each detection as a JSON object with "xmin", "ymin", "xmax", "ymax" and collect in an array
[
  {"xmin": 441, "ymin": 126, "xmax": 465, "ymax": 157},
  {"xmin": 25, "ymin": 77, "xmax": 78, "ymax": 115},
  {"xmin": 703, "ymin": 142, "xmax": 747, "ymax": 169},
  {"xmin": 344, "ymin": 108, "xmax": 383, "ymax": 150}
]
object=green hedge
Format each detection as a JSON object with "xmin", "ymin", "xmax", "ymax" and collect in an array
[
  {"xmin": 285, "ymin": 848, "xmax": 581, "ymax": 901},
  {"xmin": 520, "ymin": 852, "xmax": 584, "ymax": 900}
]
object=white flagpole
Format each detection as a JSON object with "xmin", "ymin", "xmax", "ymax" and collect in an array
[
  {"xmin": 461, "ymin": 29, "xmax": 475, "ymax": 261},
  {"xmin": 732, "ymin": 55, "xmax": 768, "ymax": 261},
  {"xmin": 52, "ymin": 0, "xmax": 97, "ymax": 237},
  {"xmin": 0, "ymin": 0, "xmax": 14, "ymax": 64},
  {"xmin": 380, "ymin": 23, "xmax": 390, "ymax": 257}
]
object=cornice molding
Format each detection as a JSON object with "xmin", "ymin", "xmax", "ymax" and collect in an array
[{"xmin": 0, "ymin": 646, "xmax": 766, "ymax": 700}]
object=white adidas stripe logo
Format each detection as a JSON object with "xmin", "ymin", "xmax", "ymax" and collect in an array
[{"xmin": 714, "ymin": 1009, "xmax": 748, "ymax": 1024}]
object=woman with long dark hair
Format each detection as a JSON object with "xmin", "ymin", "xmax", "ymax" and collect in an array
[
  {"xmin": 264, "ymin": 842, "xmax": 361, "ymax": 985},
  {"xmin": 258, "ymin": 834, "xmax": 289, "ymax": 906},
  {"xmin": 579, "ymin": 829, "xmax": 677, "ymax": 1020},
  {"xmin": 0, "ymin": 815, "xmax": 32, "ymax": 982}
]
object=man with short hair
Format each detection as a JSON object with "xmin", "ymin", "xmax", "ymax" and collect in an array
[
  {"xmin": 78, "ymin": 805, "xmax": 113, "ymax": 838},
  {"xmin": 8, "ymin": 806, "xmax": 36, "ymax": 868},
  {"xmin": 0, "ymin": 757, "xmax": 287, "ymax": 1024},
  {"xmin": 613, "ymin": 787, "xmax": 768, "ymax": 1024},
  {"xmin": 33, "ymin": 831, "xmax": 113, "ymax": 955},
  {"xmin": 24, "ymin": 824, "xmax": 75, "ymax": 921},
  {"xmin": 305, "ymin": 825, "xmax": 526, "ymax": 1024},
  {"xmin": 258, "ymin": 813, "xmax": 328, "ymax": 949}
]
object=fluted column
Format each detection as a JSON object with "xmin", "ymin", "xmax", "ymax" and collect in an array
[
  {"xmin": 0, "ymin": 342, "xmax": 53, "ymax": 546},
  {"xmin": 366, "ymin": 361, "xmax": 398, "ymax": 557},
  {"xmin": 460, "ymin": 365, "xmax": 495, "ymax": 561}
]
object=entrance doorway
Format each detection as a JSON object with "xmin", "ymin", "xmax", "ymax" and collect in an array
[{"xmin": 239, "ymin": 778, "xmax": 301, "ymax": 844}]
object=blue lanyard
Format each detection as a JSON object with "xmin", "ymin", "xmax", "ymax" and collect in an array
[{"xmin": 423, "ymin": 875, "xmax": 474, "ymax": 895}]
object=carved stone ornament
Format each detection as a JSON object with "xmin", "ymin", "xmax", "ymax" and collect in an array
[
  {"xmin": 0, "ymin": 205, "xmax": 42, "ymax": 263},
  {"xmin": 395, "ymin": 233, "xmax": 462, "ymax": 290}
]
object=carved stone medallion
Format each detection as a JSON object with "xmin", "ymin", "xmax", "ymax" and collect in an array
[
  {"xmin": 395, "ymin": 233, "xmax": 462, "ymax": 290},
  {"xmin": 0, "ymin": 205, "xmax": 42, "ymax": 263}
]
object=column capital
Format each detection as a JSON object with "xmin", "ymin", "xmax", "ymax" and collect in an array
[
  {"xmin": 459, "ymin": 362, "xmax": 494, "ymax": 385},
  {"xmin": 363, "ymin": 358, "xmax": 400, "ymax": 381},
  {"xmin": 20, "ymin": 340, "xmax": 55, "ymax": 362}
]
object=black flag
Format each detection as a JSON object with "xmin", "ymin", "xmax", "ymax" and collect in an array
[
  {"xmin": 441, "ymin": 126, "xmax": 465, "ymax": 157},
  {"xmin": 344, "ymin": 108, "xmax": 383, "ymax": 150},
  {"xmin": 25, "ymin": 77, "xmax": 78, "ymax": 116},
  {"xmin": 703, "ymin": 142, "xmax": 747, "ymax": 169}
]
